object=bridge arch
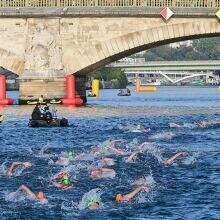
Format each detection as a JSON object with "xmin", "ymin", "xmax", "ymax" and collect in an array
[
  {"xmin": 0, "ymin": 48, "xmax": 24, "ymax": 76},
  {"xmin": 67, "ymin": 19, "xmax": 220, "ymax": 75}
]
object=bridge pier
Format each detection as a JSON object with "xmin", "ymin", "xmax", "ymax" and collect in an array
[
  {"xmin": 19, "ymin": 77, "xmax": 65, "ymax": 104},
  {"xmin": 19, "ymin": 75, "xmax": 87, "ymax": 105},
  {"xmin": 0, "ymin": 75, "xmax": 13, "ymax": 105}
]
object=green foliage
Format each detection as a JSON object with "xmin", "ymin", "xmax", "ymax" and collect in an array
[
  {"xmin": 92, "ymin": 67, "xmax": 128, "ymax": 89},
  {"xmin": 138, "ymin": 37, "xmax": 220, "ymax": 61}
]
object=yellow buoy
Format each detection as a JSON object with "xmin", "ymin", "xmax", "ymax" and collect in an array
[
  {"xmin": 92, "ymin": 79, "xmax": 100, "ymax": 97},
  {"xmin": 140, "ymin": 85, "xmax": 157, "ymax": 92},
  {"xmin": 135, "ymin": 79, "xmax": 157, "ymax": 92}
]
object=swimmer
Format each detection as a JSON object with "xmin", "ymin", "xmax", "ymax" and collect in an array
[
  {"xmin": 101, "ymin": 158, "xmax": 115, "ymax": 167},
  {"xmin": 169, "ymin": 122, "xmax": 182, "ymax": 128},
  {"xmin": 55, "ymin": 150, "xmax": 76, "ymax": 166},
  {"xmin": 125, "ymin": 151, "xmax": 140, "ymax": 163},
  {"xmin": 52, "ymin": 171, "xmax": 73, "ymax": 190},
  {"xmin": 132, "ymin": 125, "xmax": 151, "ymax": 133},
  {"xmin": 90, "ymin": 168, "xmax": 116, "ymax": 179},
  {"xmin": 90, "ymin": 142, "xmax": 124, "ymax": 157},
  {"xmin": 55, "ymin": 155, "xmax": 70, "ymax": 166},
  {"xmin": 6, "ymin": 161, "xmax": 32, "ymax": 177},
  {"xmin": 126, "ymin": 142, "xmax": 153, "ymax": 163},
  {"xmin": 8, "ymin": 185, "xmax": 46, "ymax": 203},
  {"xmin": 39, "ymin": 146, "xmax": 52, "ymax": 157},
  {"xmin": 115, "ymin": 186, "xmax": 146, "ymax": 203},
  {"xmin": 196, "ymin": 120, "xmax": 220, "ymax": 128},
  {"xmin": 162, "ymin": 151, "xmax": 189, "ymax": 165},
  {"xmin": 79, "ymin": 188, "xmax": 102, "ymax": 210}
]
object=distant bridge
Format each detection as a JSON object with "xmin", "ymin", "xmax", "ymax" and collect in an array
[{"xmin": 107, "ymin": 60, "xmax": 220, "ymax": 71}]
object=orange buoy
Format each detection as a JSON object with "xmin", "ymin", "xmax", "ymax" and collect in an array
[
  {"xmin": 61, "ymin": 74, "xmax": 83, "ymax": 106},
  {"xmin": 0, "ymin": 75, "xmax": 13, "ymax": 105}
]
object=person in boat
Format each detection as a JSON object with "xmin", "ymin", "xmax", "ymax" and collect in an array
[
  {"xmin": 8, "ymin": 185, "xmax": 47, "ymax": 203},
  {"xmin": 126, "ymin": 88, "xmax": 131, "ymax": 95},
  {"xmin": 6, "ymin": 161, "xmax": 32, "ymax": 177},
  {"xmin": 38, "ymin": 95, "xmax": 44, "ymax": 104},
  {"xmin": 43, "ymin": 103, "xmax": 53, "ymax": 122},
  {"xmin": 162, "ymin": 151, "xmax": 189, "ymax": 165},
  {"xmin": 52, "ymin": 171, "xmax": 73, "ymax": 190},
  {"xmin": 31, "ymin": 103, "xmax": 43, "ymax": 120}
]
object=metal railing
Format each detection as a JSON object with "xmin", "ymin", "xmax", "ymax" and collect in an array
[{"xmin": 0, "ymin": 0, "xmax": 219, "ymax": 8}]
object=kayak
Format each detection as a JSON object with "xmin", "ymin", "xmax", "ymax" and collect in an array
[
  {"xmin": 29, "ymin": 118, "xmax": 69, "ymax": 127},
  {"xmin": 0, "ymin": 115, "xmax": 3, "ymax": 123}
]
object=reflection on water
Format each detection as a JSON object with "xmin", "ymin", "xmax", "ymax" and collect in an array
[{"xmin": 0, "ymin": 87, "xmax": 219, "ymax": 219}]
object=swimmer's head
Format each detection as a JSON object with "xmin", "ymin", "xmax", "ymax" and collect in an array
[
  {"xmin": 91, "ymin": 147, "xmax": 99, "ymax": 154},
  {"xmin": 88, "ymin": 201, "xmax": 100, "ymax": 210},
  {"xmin": 115, "ymin": 194, "xmax": 123, "ymax": 203},
  {"xmin": 36, "ymin": 191, "xmax": 46, "ymax": 202},
  {"xmin": 23, "ymin": 162, "xmax": 32, "ymax": 168},
  {"xmin": 61, "ymin": 174, "xmax": 71, "ymax": 185},
  {"xmin": 181, "ymin": 151, "xmax": 188, "ymax": 156},
  {"xmin": 90, "ymin": 170, "xmax": 101, "ymax": 178}
]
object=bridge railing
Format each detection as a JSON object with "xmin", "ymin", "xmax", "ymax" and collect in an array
[{"xmin": 0, "ymin": 0, "xmax": 219, "ymax": 8}]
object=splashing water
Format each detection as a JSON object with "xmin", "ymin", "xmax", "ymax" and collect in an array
[{"xmin": 78, "ymin": 188, "xmax": 102, "ymax": 210}]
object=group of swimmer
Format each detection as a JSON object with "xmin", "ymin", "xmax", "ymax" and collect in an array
[
  {"xmin": 3, "ymin": 118, "xmax": 219, "ymax": 210},
  {"xmin": 4, "ymin": 141, "xmax": 189, "ymax": 209}
]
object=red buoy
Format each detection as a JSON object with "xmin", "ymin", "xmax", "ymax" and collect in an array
[
  {"xmin": 61, "ymin": 74, "xmax": 83, "ymax": 106},
  {"xmin": 0, "ymin": 75, "xmax": 13, "ymax": 105}
]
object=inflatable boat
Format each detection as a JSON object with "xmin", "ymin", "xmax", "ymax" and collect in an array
[
  {"xmin": 117, "ymin": 92, "xmax": 131, "ymax": 96},
  {"xmin": 29, "ymin": 118, "xmax": 68, "ymax": 127}
]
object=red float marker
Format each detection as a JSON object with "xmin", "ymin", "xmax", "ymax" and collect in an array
[
  {"xmin": 0, "ymin": 75, "xmax": 13, "ymax": 105},
  {"xmin": 61, "ymin": 74, "xmax": 83, "ymax": 106}
]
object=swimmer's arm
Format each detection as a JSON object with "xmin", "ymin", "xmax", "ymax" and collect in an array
[
  {"xmin": 123, "ymin": 186, "xmax": 143, "ymax": 201},
  {"xmin": 6, "ymin": 162, "xmax": 23, "ymax": 176},
  {"xmin": 112, "ymin": 147, "xmax": 124, "ymax": 155},
  {"xmin": 18, "ymin": 185, "xmax": 36, "ymax": 200},
  {"xmin": 162, "ymin": 151, "xmax": 188, "ymax": 165},
  {"xmin": 39, "ymin": 146, "xmax": 48, "ymax": 155},
  {"xmin": 126, "ymin": 152, "xmax": 138, "ymax": 163}
]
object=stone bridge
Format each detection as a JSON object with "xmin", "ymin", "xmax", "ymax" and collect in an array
[{"xmin": 0, "ymin": 0, "xmax": 219, "ymax": 103}]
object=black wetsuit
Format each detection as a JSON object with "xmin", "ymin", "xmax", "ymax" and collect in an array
[{"xmin": 31, "ymin": 106, "xmax": 42, "ymax": 120}]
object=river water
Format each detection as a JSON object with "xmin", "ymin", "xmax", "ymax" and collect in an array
[{"xmin": 0, "ymin": 87, "xmax": 219, "ymax": 219}]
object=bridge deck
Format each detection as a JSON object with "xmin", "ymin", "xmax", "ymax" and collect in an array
[
  {"xmin": 108, "ymin": 60, "xmax": 220, "ymax": 71},
  {"xmin": 0, "ymin": 0, "xmax": 219, "ymax": 17}
]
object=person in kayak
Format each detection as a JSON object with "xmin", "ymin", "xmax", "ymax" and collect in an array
[{"xmin": 6, "ymin": 161, "xmax": 32, "ymax": 177}]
